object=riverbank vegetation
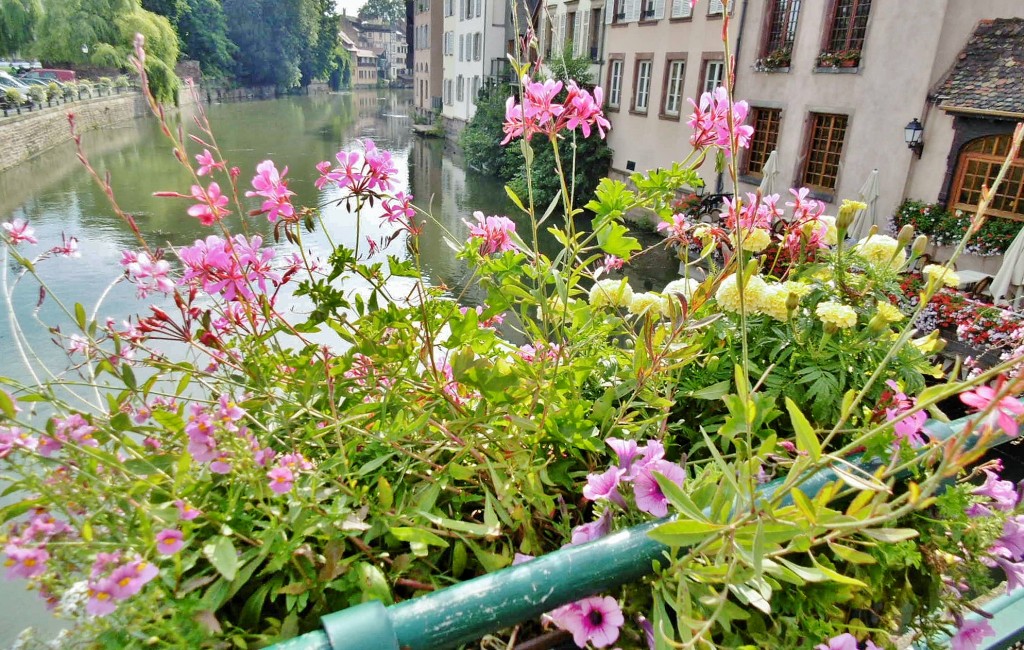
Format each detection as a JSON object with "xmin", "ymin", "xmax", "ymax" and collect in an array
[
  {"xmin": 0, "ymin": 0, "xmax": 348, "ymax": 98},
  {"xmin": 2, "ymin": 8, "xmax": 1024, "ymax": 650}
]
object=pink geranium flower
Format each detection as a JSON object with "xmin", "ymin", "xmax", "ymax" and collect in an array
[
  {"xmin": 960, "ymin": 378, "xmax": 1024, "ymax": 438},
  {"xmin": 246, "ymin": 160, "xmax": 296, "ymax": 222},
  {"xmin": 155, "ymin": 529, "xmax": 184, "ymax": 555},
  {"xmin": 2, "ymin": 218, "xmax": 37, "ymax": 245},
  {"xmin": 465, "ymin": 211, "xmax": 518, "ymax": 255}
]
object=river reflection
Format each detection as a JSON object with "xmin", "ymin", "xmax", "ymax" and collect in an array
[{"xmin": 0, "ymin": 89, "xmax": 678, "ymax": 645}]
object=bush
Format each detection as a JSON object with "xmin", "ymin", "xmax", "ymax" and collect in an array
[
  {"xmin": 892, "ymin": 198, "xmax": 1021, "ymax": 256},
  {"xmin": 27, "ymin": 84, "xmax": 46, "ymax": 105},
  {"xmin": 45, "ymin": 82, "xmax": 60, "ymax": 101},
  {"xmin": 4, "ymin": 87, "xmax": 24, "ymax": 106}
]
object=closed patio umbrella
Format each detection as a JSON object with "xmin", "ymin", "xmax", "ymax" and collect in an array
[
  {"xmin": 848, "ymin": 169, "xmax": 879, "ymax": 241},
  {"xmin": 758, "ymin": 150, "xmax": 779, "ymax": 197},
  {"xmin": 990, "ymin": 223, "xmax": 1024, "ymax": 304}
]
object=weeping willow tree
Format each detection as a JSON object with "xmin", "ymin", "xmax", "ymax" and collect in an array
[
  {"xmin": 0, "ymin": 0, "xmax": 44, "ymax": 57},
  {"xmin": 32, "ymin": 0, "xmax": 179, "ymax": 102}
]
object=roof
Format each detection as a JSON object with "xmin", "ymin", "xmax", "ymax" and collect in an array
[{"xmin": 935, "ymin": 18, "xmax": 1024, "ymax": 118}]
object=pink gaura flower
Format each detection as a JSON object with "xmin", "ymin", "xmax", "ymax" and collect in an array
[
  {"xmin": 246, "ymin": 160, "xmax": 296, "ymax": 222},
  {"xmin": 2, "ymin": 218, "xmax": 37, "ymax": 245},
  {"xmin": 52, "ymin": 233, "xmax": 79, "ymax": 258},
  {"xmin": 960, "ymin": 378, "xmax": 1024, "ymax": 438},
  {"xmin": 121, "ymin": 250, "xmax": 174, "ymax": 298},
  {"xmin": 466, "ymin": 211, "xmax": 518, "ymax": 255},
  {"xmin": 633, "ymin": 459, "xmax": 686, "ymax": 517},
  {"xmin": 500, "ymin": 77, "xmax": 610, "ymax": 144},
  {"xmin": 549, "ymin": 596, "xmax": 625, "ymax": 648},
  {"xmin": 155, "ymin": 529, "xmax": 184, "ymax": 555},
  {"xmin": 178, "ymin": 234, "xmax": 280, "ymax": 303},
  {"xmin": 268, "ymin": 466, "xmax": 294, "ymax": 494},
  {"xmin": 950, "ymin": 619, "xmax": 995, "ymax": 650},
  {"xmin": 187, "ymin": 182, "xmax": 230, "ymax": 226},
  {"xmin": 195, "ymin": 149, "xmax": 225, "ymax": 176}
]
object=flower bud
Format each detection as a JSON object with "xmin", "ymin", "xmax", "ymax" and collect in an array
[
  {"xmin": 867, "ymin": 313, "xmax": 889, "ymax": 335},
  {"xmin": 867, "ymin": 224, "xmax": 879, "ymax": 238},
  {"xmin": 911, "ymin": 234, "xmax": 929, "ymax": 257},
  {"xmin": 896, "ymin": 224, "xmax": 915, "ymax": 248},
  {"xmin": 786, "ymin": 292, "xmax": 800, "ymax": 313},
  {"xmin": 836, "ymin": 200, "xmax": 865, "ymax": 230}
]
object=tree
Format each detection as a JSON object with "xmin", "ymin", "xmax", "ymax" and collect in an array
[
  {"xmin": 0, "ymin": 0, "xmax": 43, "ymax": 57},
  {"xmin": 223, "ymin": 0, "xmax": 317, "ymax": 88},
  {"xmin": 357, "ymin": 0, "xmax": 404, "ymax": 25},
  {"xmin": 299, "ymin": 0, "xmax": 345, "ymax": 85},
  {"xmin": 177, "ymin": 0, "xmax": 236, "ymax": 76},
  {"xmin": 139, "ymin": 0, "xmax": 185, "ymax": 23}
]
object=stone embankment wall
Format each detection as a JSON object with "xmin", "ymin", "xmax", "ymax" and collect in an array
[{"xmin": 0, "ymin": 93, "xmax": 152, "ymax": 172}]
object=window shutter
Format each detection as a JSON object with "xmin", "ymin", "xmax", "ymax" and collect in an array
[
  {"xmin": 572, "ymin": 11, "xmax": 582, "ymax": 55},
  {"xmin": 579, "ymin": 10, "xmax": 591, "ymax": 56},
  {"xmin": 652, "ymin": 0, "xmax": 665, "ymax": 20},
  {"xmin": 557, "ymin": 11, "xmax": 566, "ymax": 50},
  {"xmin": 626, "ymin": 0, "xmax": 641, "ymax": 23},
  {"xmin": 604, "ymin": 2, "xmax": 614, "ymax": 24},
  {"xmin": 476, "ymin": 0, "xmax": 482, "ymax": 18},
  {"xmin": 708, "ymin": 0, "xmax": 724, "ymax": 14}
]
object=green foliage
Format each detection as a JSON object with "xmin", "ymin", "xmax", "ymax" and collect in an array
[
  {"xmin": 176, "ymin": 0, "xmax": 236, "ymax": 77},
  {"xmin": 26, "ymin": 82, "xmax": 44, "ymax": 103},
  {"xmin": 3, "ymin": 86, "xmax": 24, "ymax": 105},
  {"xmin": 357, "ymin": 0, "xmax": 405, "ymax": 25},
  {"xmin": 222, "ymin": 0, "xmax": 318, "ymax": 88},
  {"xmin": 893, "ymin": 198, "xmax": 1021, "ymax": 256},
  {"xmin": 0, "ymin": 0, "xmax": 43, "ymax": 56},
  {"xmin": 298, "ymin": 0, "xmax": 345, "ymax": 85}
]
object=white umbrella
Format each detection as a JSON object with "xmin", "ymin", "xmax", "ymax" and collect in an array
[
  {"xmin": 758, "ymin": 150, "xmax": 779, "ymax": 197},
  {"xmin": 990, "ymin": 223, "xmax": 1024, "ymax": 304},
  {"xmin": 848, "ymin": 169, "xmax": 879, "ymax": 241}
]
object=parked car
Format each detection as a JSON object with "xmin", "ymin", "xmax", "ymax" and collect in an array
[
  {"xmin": 23, "ymin": 69, "xmax": 76, "ymax": 83},
  {"xmin": 0, "ymin": 71, "xmax": 31, "ymax": 91}
]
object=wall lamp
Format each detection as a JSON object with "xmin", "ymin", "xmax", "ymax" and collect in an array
[{"xmin": 904, "ymin": 118, "xmax": 924, "ymax": 158}]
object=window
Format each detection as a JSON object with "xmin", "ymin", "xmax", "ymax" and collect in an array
[
  {"xmin": 472, "ymin": 76, "xmax": 481, "ymax": 103},
  {"xmin": 567, "ymin": 11, "xmax": 576, "ymax": 46},
  {"xmin": 457, "ymin": 75, "xmax": 464, "ymax": 101},
  {"xmin": 475, "ymin": 0, "xmax": 482, "ymax": 17},
  {"xmin": 607, "ymin": 57, "xmax": 623, "ymax": 107},
  {"xmin": 670, "ymin": 0, "xmax": 692, "ymax": 19},
  {"xmin": 707, "ymin": 0, "xmax": 727, "ymax": 15},
  {"xmin": 465, "ymin": 0, "xmax": 474, "ymax": 19},
  {"xmin": 589, "ymin": 9, "xmax": 602, "ymax": 58},
  {"xmin": 474, "ymin": 33, "xmax": 482, "ymax": 60},
  {"xmin": 824, "ymin": 0, "xmax": 871, "ymax": 52},
  {"xmin": 661, "ymin": 58, "xmax": 685, "ymax": 117},
  {"xmin": 459, "ymin": 34, "xmax": 465, "ymax": 60},
  {"xmin": 701, "ymin": 59, "xmax": 724, "ymax": 94},
  {"xmin": 951, "ymin": 134, "xmax": 1024, "ymax": 220},
  {"xmin": 744, "ymin": 107, "xmax": 782, "ymax": 176},
  {"xmin": 445, "ymin": 0, "xmax": 453, "ymax": 16},
  {"xmin": 640, "ymin": 0, "xmax": 665, "ymax": 20},
  {"xmin": 762, "ymin": 0, "xmax": 801, "ymax": 58},
  {"xmin": 444, "ymin": 79, "xmax": 453, "ymax": 104},
  {"xmin": 632, "ymin": 58, "xmax": 652, "ymax": 112},
  {"xmin": 459, "ymin": 0, "xmax": 465, "ymax": 18},
  {"xmin": 800, "ymin": 112, "xmax": 848, "ymax": 192}
]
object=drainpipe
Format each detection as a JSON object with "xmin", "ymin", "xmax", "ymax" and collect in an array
[
  {"xmin": 715, "ymin": 0, "xmax": 751, "ymax": 194},
  {"xmin": 267, "ymin": 416, "xmax": 996, "ymax": 650}
]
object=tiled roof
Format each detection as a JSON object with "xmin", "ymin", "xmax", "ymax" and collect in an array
[{"xmin": 935, "ymin": 18, "xmax": 1024, "ymax": 117}]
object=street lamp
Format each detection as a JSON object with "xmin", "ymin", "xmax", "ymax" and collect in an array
[{"xmin": 904, "ymin": 118, "xmax": 924, "ymax": 158}]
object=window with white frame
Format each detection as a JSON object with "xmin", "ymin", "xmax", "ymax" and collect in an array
[
  {"xmin": 663, "ymin": 59, "xmax": 685, "ymax": 116},
  {"xmin": 608, "ymin": 58, "xmax": 623, "ymax": 107},
  {"xmin": 670, "ymin": 0, "xmax": 692, "ymax": 18},
  {"xmin": 633, "ymin": 59, "xmax": 652, "ymax": 112},
  {"xmin": 702, "ymin": 60, "xmax": 724, "ymax": 94},
  {"xmin": 457, "ymin": 75, "xmax": 465, "ymax": 101}
]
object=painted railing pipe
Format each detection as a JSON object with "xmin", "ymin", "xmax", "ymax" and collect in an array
[{"xmin": 269, "ymin": 416, "xmax": 997, "ymax": 650}]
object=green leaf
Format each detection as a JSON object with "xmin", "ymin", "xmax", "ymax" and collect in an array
[
  {"xmin": 861, "ymin": 527, "xmax": 919, "ymax": 543},
  {"xmin": 417, "ymin": 510, "xmax": 499, "ymax": 538},
  {"xmin": 777, "ymin": 557, "xmax": 827, "ymax": 582},
  {"xmin": 786, "ymin": 397, "xmax": 821, "ymax": 461},
  {"xmin": 648, "ymin": 519, "xmax": 726, "ymax": 547},
  {"xmin": 653, "ymin": 473, "xmax": 708, "ymax": 522},
  {"xmin": 389, "ymin": 527, "xmax": 449, "ymax": 549},
  {"xmin": 74, "ymin": 302, "xmax": 87, "ymax": 329},
  {"xmin": 0, "ymin": 389, "xmax": 16, "ymax": 419},
  {"xmin": 204, "ymin": 536, "xmax": 239, "ymax": 582},
  {"xmin": 828, "ymin": 542, "xmax": 876, "ymax": 565},
  {"xmin": 594, "ymin": 219, "xmax": 641, "ymax": 258},
  {"xmin": 505, "ymin": 185, "xmax": 527, "ymax": 215},
  {"xmin": 811, "ymin": 557, "xmax": 868, "ymax": 587},
  {"xmin": 355, "ymin": 562, "xmax": 393, "ymax": 604}
]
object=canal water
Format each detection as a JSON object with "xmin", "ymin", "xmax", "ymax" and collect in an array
[{"xmin": 0, "ymin": 89, "xmax": 677, "ymax": 645}]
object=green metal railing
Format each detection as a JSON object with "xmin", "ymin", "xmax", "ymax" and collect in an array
[{"xmin": 269, "ymin": 417, "xmax": 1017, "ymax": 650}]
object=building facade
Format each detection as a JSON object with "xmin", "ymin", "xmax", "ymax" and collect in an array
[
  {"xmin": 440, "ymin": 0, "xmax": 508, "ymax": 133},
  {"xmin": 413, "ymin": 0, "xmax": 444, "ymax": 116}
]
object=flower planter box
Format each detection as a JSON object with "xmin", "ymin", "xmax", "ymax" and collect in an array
[{"xmin": 926, "ymin": 243, "xmax": 1003, "ymax": 276}]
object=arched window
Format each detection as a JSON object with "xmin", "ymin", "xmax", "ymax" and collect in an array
[{"xmin": 950, "ymin": 134, "xmax": 1024, "ymax": 220}]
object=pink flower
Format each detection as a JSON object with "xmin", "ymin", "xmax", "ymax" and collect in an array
[
  {"xmin": 155, "ymin": 529, "xmax": 184, "ymax": 555},
  {"xmin": 187, "ymin": 182, "xmax": 230, "ymax": 226},
  {"xmin": 570, "ymin": 510, "xmax": 612, "ymax": 545},
  {"xmin": 52, "ymin": 233, "xmax": 79, "ymax": 257},
  {"xmin": 687, "ymin": 86, "xmax": 753, "ymax": 154},
  {"xmin": 177, "ymin": 234, "xmax": 280, "ymax": 303},
  {"xmin": 195, "ymin": 149, "xmax": 225, "ymax": 176},
  {"xmin": 245, "ymin": 160, "xmax": 296, "ymax": 223},
  {"xmin": 363, "ymin": 140, "xmax": 398, "ymax": 192},
  {"xmin": 466, "ymin": 211, "xmax": 518, "ymax": 255},
  {"xmin": 633, "ymin": 460, "xmax": 685, "ymax": 517},
  {"xmin": 960, "ymin": 379, "xmax": 1024, "ymax": 438},
  {"xmin": 888, "ymin": 408, "xmax": 927, "ymax": 448},
  {"xmin": 816, "ymin": 633, "xmax": 859, "ymax": 650},
  {"xmin": 950, "ymin": 619, "xmax": 994, "ymax": 650},
  {"xmin": 382, "ymin": 191, "xmax": 415, "ymax": 224},
  {"xmin": 583, "ymin": 467, "xmax": 626, "ymax": 506},
  {"xmin": 268, "ymin": 466, "xmax": 294, "ymax": 494},
  {"xmin": 994, "ymin": 515, "xmax": 1024, "ymax": 560},
  {"xmin": 657, "ymin": 213, "xmax": 692, "ymax": 245},
  {"xmin": 174, "ymin": 499, "xmax": 201, "ymax": 521},
  {"xmin": 122, "ymin": 251, "xmax": 174, "ymax": 298},
  {"xmin": 108, "ymin": 559, "xmax": 157, "ymax": 599},
  {"xmin": 2, "ymin": 218, "xmax": 37, "ymax": 245},
  {"xmin": 605, "ymin": 437, "xmax": 640, "ymax": 472},
  {"xmin": 985, "ymin": 554, "xmax": 1024, "ymax": 593},
  {"xmin": 551, "ymin": 596, "xmax": 625, "ymax": 648},
  {"xmin": 3, "ymin": 544, "xmax": 49, "ymax": 579},
  {"xmin": 972, "ymin": 469, "xmax": 1019, "ymax": 511},
  {"xmin": 86, "ymin": 580, "xmax": 119, "ymax": 616}
]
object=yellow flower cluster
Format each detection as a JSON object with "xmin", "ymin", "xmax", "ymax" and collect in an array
[
  {"xmin": 629, "ymin": 292, "xmax": 668, "ymax": 317},
  {"xmin": 740, "ymin": 228, "xmax": 772, "ymax": 252},
  {"xmin": 854, "ymin": 234, "xmax": 907, "ymax": 269},
  {"xmin": 761, "ymin": 283, "xmax": 792, "ymax": 321},
  {"xmin": 815, "ymin": 301, "xmax": 858, "ymax": 329},
  {"xmin": 589, "ymin": 278, "xmax": 634, "ymax": 308},
  {"xmin": 818, "ymin": 215, "xmax": 838, "ymax": 246},
  {"xmin": 922, "ymin": 264, "xmax": 960, "ymax": 288},
  {"xmin": 715, "ymin": 274, "xmax": 769, "ymax": 314},
  {"xmin": 662, "ymin": 278, "xmax": 701, "ymax": 301},
  {"xmin": 876, "ymin": 301, "xmax": 905, "ymax": 323}
]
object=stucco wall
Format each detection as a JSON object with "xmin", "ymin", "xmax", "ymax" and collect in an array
[{"xmin": 0, "ymin": 93, "xmax": 150, "ymax": 173}]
